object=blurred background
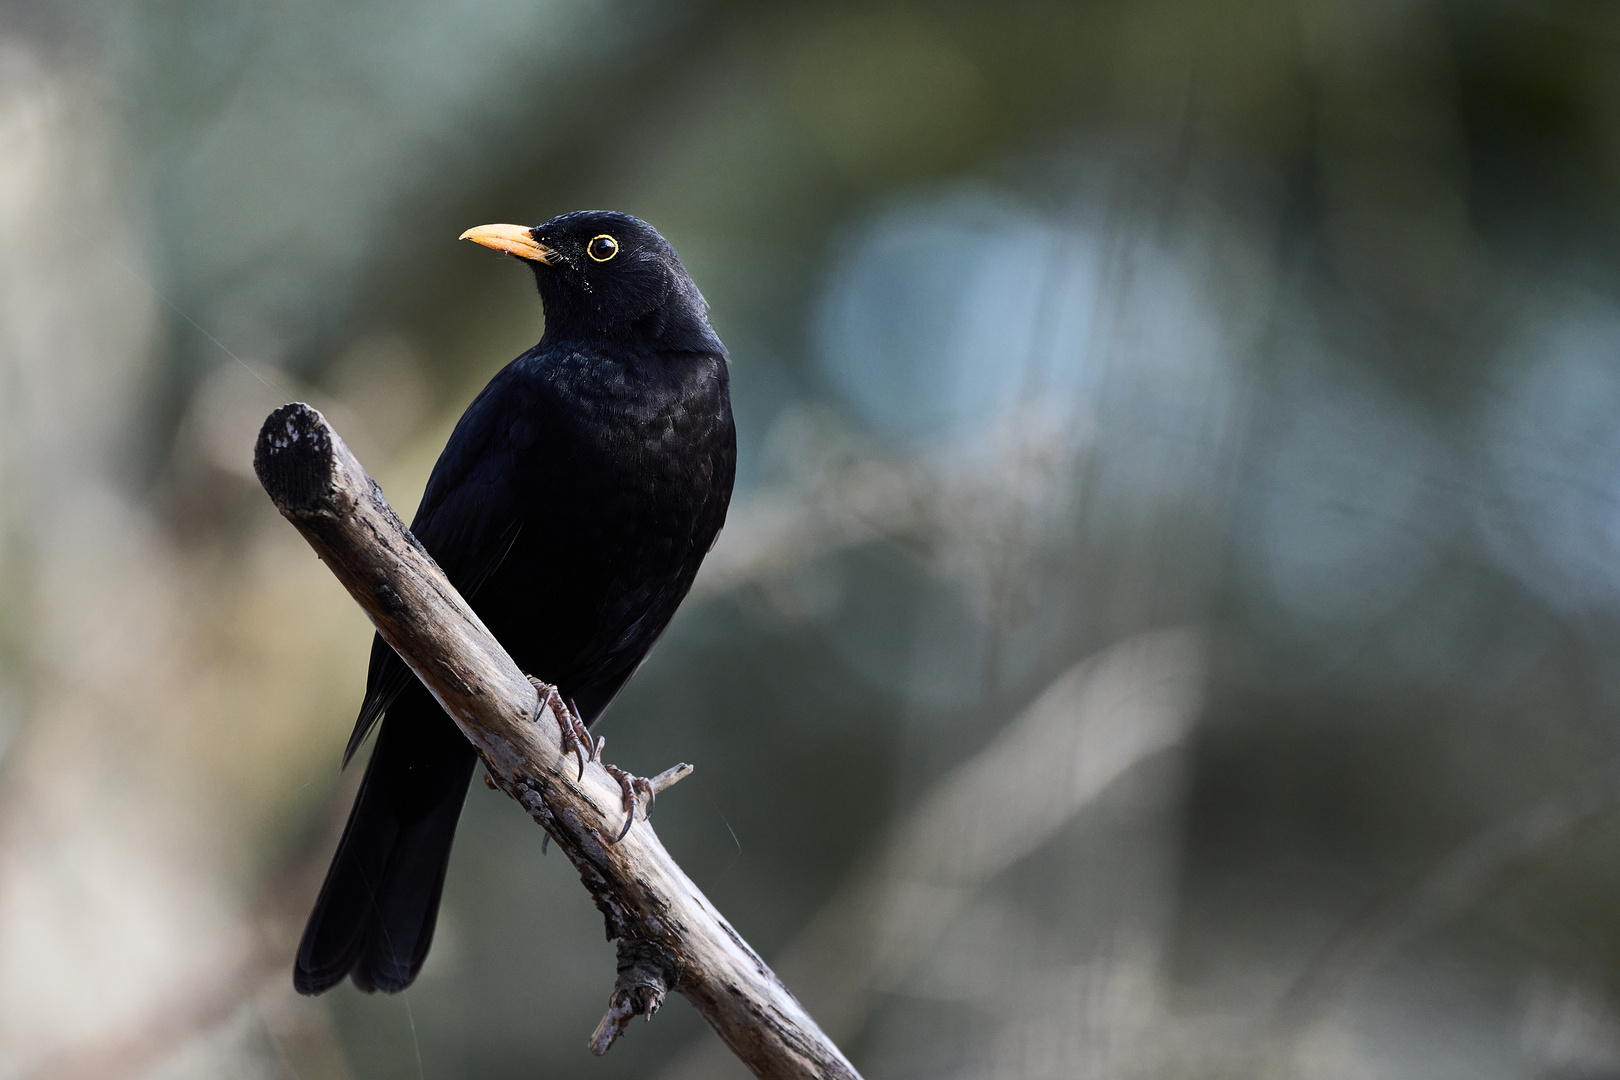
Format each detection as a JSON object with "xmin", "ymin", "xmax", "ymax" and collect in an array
[{"xmin": 4, "ymin": 0, "xmax": 1620, "ymax": 1077}]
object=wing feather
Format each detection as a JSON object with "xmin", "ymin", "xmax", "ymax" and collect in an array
[{"xmin": 339, "ymin": 363, "xmax": 532, "ymax": 764}]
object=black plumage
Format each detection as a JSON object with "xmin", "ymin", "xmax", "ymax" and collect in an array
[{"xmin": 294, "ymin": 211, "xmax": 736, "ymax": 996}]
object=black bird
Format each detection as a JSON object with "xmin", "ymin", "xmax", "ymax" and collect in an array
[{"xmin": 294, "ymin": 211, "xmax": 736, "ymax": 996}]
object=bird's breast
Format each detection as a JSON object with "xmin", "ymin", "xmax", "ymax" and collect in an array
[
  {"xmin": 476, "ymin": 348, "xmax": 732, "ymax": 689},
  {"xmin": 519, "ymin": 349, "xmax": 732, "ymax": 545}
]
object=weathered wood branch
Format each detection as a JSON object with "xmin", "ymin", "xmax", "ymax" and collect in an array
[{"xmin": 253, "ymin": 402, "xmax": 861, "ymax": 1080}]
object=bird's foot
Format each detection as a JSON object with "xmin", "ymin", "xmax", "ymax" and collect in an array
[
  {"xmin": 528, "ymin": 676, "xmax": 594, "ymax": 781},
  {"xmin": 603, "ymin": 758, "xmax": 657, "ymax": 844}
]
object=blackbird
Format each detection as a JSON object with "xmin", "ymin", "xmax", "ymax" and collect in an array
[{"xmin": 294, "ymin": 211, "xmax": 736, "ymax": 995}]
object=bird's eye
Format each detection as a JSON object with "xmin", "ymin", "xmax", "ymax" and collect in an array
[{"xmin": 586, "ymin": 234, "xmax": 619, "ymax": 262}]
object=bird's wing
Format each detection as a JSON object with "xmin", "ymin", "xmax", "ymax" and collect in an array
[{"xmin": 341, "ymin": 368, "xmax": 530, "ymax": 766}]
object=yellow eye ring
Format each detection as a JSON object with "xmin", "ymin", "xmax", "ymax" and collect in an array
[{"xmin": 586, "ymin": 234, "xmax": 619, "ymax": 262}]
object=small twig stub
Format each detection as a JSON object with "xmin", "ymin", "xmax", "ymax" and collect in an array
[{"xmin": 591, "ymin": 939, "xmax": 681, "ymax": 1055}]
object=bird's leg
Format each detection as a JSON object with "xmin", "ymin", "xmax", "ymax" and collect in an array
[
  {"xmin": 528, "ymin": 676, "xmax": 590, "ymax": 781},
  {"xmin": 602, "ymin": 755, "xmax": 658, "ymax": 844}
]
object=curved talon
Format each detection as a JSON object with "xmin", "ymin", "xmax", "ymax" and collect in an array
[
  {"xmin": 564, "ymin": 700, "xmax": 591, "ymax": 780},
  {"xmin": 569, "ymin": 698, "xmax": 596, "ymax": 760},
  {"xmin": 603, "ymin": 764, "xmax": 658, "ymax": 844},
  {"xmin": 529, "ymin": 676, "xmax": 589, "ymax": 780},
  {"xmin": 564, "ymin": 715, "xmax": 587, "ymax": 781},
  {"xmin": 630, "ymin": 776, "xmax": 655, "ymax": 833},
  {"xmin": 604, "ymin": 763, "xmax": 639, "ymax": 843}
]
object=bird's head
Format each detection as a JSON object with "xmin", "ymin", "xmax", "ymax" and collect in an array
[{"xmin": 460, "ymin": 210, "xmax": 724, "ymax": 357}]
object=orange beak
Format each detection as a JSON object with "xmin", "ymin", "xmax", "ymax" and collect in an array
[{"xmin": 458, "ymin": 223, "xmax": 553, "ymax": 263}]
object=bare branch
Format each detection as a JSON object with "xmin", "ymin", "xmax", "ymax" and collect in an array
[{"xmin": 253, "ymin": 402, "xmax": 861, "ymax": 1080}]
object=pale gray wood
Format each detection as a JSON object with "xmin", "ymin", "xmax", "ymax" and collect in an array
[{"xmin": 254, "ymin": 402, "xmax": 860, "ymax": 1080}]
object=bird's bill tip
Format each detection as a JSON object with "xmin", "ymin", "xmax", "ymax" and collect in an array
[{"xmin": 459, "ymin": 223, "xmax": 552, "ymax": 263}]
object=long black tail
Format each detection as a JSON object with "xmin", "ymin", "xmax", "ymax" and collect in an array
[{"xmin": 295, "ymin": 684, "xmax": 478, "ymax": 995}]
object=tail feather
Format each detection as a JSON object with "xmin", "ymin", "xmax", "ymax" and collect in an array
[
  {"xmin": 351, "ymin": 787, "xmax": 465, "ymax": 992},
  {"xmin": 296, "ymin": 687, "xmax": 477, "ymax": 995}
]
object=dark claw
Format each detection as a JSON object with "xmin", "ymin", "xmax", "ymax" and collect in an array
[
  {"xmin": 604, "ymin": 763, "xmax": 638, "ymax": 843},
  {"xmin": 564, "ymin": 700, "xmax": 591, "ymax": 780},
  {"xmin": 567, "ymin": 718, "xmax": 592, "ymax": 777},
  {"xmin": 529, "ymin": 676, "xmax": 589, "ymax": 781},
  {"xmin": 565, "ymin": 707, "xmax": 590, "ymax": 779},
  {"xmin": 569, "ymin": 698, "xmax": 595, "ymax": 759},
  {"xmin": 603, "ymin": 764, "xmax": 658, "ymax": 844}
]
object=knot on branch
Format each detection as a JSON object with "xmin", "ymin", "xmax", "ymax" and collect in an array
[{"xmin": 589, "ymin": 938, "xmax": 680, "ymax": 1056}]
